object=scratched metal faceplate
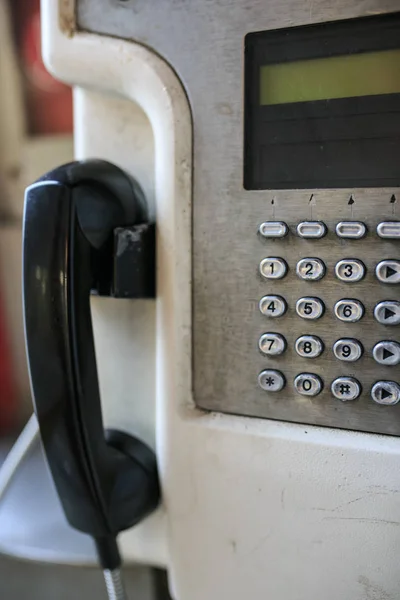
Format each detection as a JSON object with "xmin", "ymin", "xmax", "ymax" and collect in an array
[{"xmin": 77, "ymin": 0, "xmax": 400, "ymax": 435}]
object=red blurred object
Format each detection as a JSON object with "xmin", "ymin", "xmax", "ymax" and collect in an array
[
  {"xmin": 0, "ymin": 289, "xmax": 16, "ymax": 433},
  {"xmin": 11, "ymin": 0, "xmax": 73, "ymax": 135}
]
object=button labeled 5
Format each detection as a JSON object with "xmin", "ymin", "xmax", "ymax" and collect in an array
[
  {"xmin": 296, "ymin": 297, "xmax": 325, "ymax": 320},
  {"xmin": 260, "ymin": 257, "xmax": 288, "ymax": 280}
]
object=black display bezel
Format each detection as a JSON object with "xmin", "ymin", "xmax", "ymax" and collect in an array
[{"xmin": 244, "ymin": 13, "xmax": 400, "ymax": 190}]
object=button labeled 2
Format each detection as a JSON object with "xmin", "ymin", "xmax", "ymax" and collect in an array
[{"xmin": 296, "ymin": 258, "xmax": 326, "ymax": 281}]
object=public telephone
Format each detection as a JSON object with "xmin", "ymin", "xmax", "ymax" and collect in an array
[{"xmin": 2, "ymin": 2, "xmax": 400, "ymax": 600}]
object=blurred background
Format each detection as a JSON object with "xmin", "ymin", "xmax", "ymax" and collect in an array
[{"xmin": 0, "ymin": 1, "xmax": 167, "ymax": 597}]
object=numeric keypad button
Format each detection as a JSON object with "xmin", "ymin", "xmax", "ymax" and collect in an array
[
  {"xmin": 335, "ymin": 259, "xmax": 366, "ymax": 282},
  {"xmin": 296, "ymin": 258, "xmax": 326, "ymax": 281},
  {"xmin": 374, "ymin": 301, "xmax": 400, "ymax": 325},
  {"xmin": 259, "ymin": 333, "xmax": 287, "ymax": 356},
  {"xmin": 295, "ymin": 335, "xmax": 324, "ymax": 358},
  {"xmin": 331, "ymin": 377, "xmax": 361, "ymax": 401},
  {"xmin": 259, "ymin": 295, "xmax": 287, "ymax": 318},
  {"xmin": 294, "ymin": 373, "xmax": 323, "ymax": 396},
  {"xmin": 258, "ymin": 370, "xmax": 286, "ymax": 392},
  {"xmin": 371, "ymin": 381, "xmax": 400, "ymax": 405},
  {"xmin": 296, "ymin": 297, "xmax": 325, "ymax": 320},
  {"xmin": 260, "ymin": 257, "xmax": 288, "ymax": 280},
  {"xmin": 334, "ymin": 299, "xmax": 364, "ymax": 323},
  {"xmin": 333, "ymin": 339, "xmax": 363, "ymax": 362},
  {"xmin": 372, "ymin": 341, "xmax": 400, "ymax": 366},
  {"xmin": 376, "ymin": 260, "xmax": 400, "ymax": 284}
]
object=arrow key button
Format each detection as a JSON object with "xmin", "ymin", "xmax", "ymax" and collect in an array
[
  {"xmin": 371, "ymin": 381, "xmax": 400, "ymax": 406},
  {"xmin": 376, "ymin": 260, "xmax": 400, "ymax": 284},
  {"xmin": 374, "ymin": 301, "xmax": 400, "ymax": 325},
  {"xmin": 373, "ymin": 341, "xmax": 400, "ymax": 365}
]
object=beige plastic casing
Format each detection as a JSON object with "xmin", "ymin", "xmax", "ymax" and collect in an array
[{"xmin": 41, "ymin": 2, "xmax": 400, "ymax": 599}]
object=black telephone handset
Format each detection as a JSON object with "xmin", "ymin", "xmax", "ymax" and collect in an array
[{"xmin": 22, "ymin": 160, "xmax": 160, "ymax": 576}]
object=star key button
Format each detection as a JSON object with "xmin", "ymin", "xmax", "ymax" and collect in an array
[
  {"xmin": 376, "ymin": 260, "xmax": 400, "ymax": 284},
  {"xmin": 258, "ymin": 369, "xmax": 286, "ymax": 392}
]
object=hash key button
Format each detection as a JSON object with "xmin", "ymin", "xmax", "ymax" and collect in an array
[
  {"xmin": 331, "ymin": 377, "xmax": 361, "ymax": 401},
  {"xmin": 376, "ymin": 260, "xmax": 400, "ymax": 284}
]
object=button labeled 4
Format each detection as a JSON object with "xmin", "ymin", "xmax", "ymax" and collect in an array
[{"xmin": 259, "ymin": 295, "xmax": 287, "ymax": 318}]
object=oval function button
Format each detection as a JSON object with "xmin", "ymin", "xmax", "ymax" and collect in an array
[
  {"xmin": 331, "ymin": 377, "xmax": 361, "ymax": 401},
  {"xmin": 376, "ymin": 260, "xmax": 400, "ymax": 284},
  {"xmin": 372, "ymin": 341, "xmax": 400, "ymax": 366},
  {"xmin": 259, "ymin": 221, "xmax": 288, "ymax": 239},
  {"xmin": 336, "ymin": 221, "xmax": 366, "ymax": 239},
  {"xmin": 296, "ymin": 221, "xmax": 327, "ymax": 239},
  {"xmin": 335, "ymin": 259, "xmax": 366, "ymax": 282},
  {"xmin": 296, "ymin": 297, "xmax": 325, "ymax": 320},
  {"xmin": 259, "ymin": 295, "xmax": 287, "ymax": 318},
  {"xmin": 296, "ymin": 258, "xmax": 326, "ymax": 281},
  {"xmin": 259, "ymin": 333, "xmax": 287, "ymax": 356},
  {"xmin": 294, "ymin": 373, "xmax": 323, "ymax": 397},
  {"xmin": 377, "ymin": 221, "xmax": 400, "ymax": 239},
  {"xmin": 374, "ymin": 301, "xmax": 400, "ymax": 325},
  {"xmin": 334, "ymin": 299, "xmax": 364, "ymax": 323},
  {"xmin": 295, "ymin": 335, "xmax": 324, "ymax": 358},
  {"xmin": 260, "ymin": 257, "xmax": 288, "ymax": 280},
  {"xmin": 371, "ymin": 381, "xmax": 400, "ymax": 406},
  {"xmin": 333, "ymin": 338, "xmax": 363, "ymax": 362},
  {"xmin": 258, "ymin": 369, "xmax": 286, "ymax": 392}
]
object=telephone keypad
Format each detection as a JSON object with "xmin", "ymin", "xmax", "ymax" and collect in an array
[
  {"xmin": 334, "ymin": 299, "xmax": 364, "ymax": 322},
  {"xmin": 259, "ymin": 333, "xmax": 286, "ymax": 356},
  {"xmin": 296, "ymin": 258, "xmax": 326, "ymax": 281},
  {"xmin": 335, "ymin": 259, "xmax": 366, "ymax": 282},
  {"xmin": 296, "ymin": 297, "xmax": 325, "ymax": 320},
  {"xmin": 259, "ymin": 257, "xmax": 288, "ymax": 280}
]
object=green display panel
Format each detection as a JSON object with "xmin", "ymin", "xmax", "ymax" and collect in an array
[{"xmin": 260, "ymin": 48, "xmax": 400, "ymax": 105}]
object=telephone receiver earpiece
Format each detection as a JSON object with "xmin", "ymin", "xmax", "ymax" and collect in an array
[{"xmin": 22, "ymin": 159, "xmax": 160, "ymax": 570}]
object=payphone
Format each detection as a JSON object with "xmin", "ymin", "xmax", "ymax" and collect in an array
[{"xmin": 8, "ymin": 1, "xmax": 400, "ymax": 599}]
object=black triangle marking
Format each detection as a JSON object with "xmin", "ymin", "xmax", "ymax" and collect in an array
[
  {"xmin": 381, "ymin": 388, "xmax": 392, "ymax": 400},
  {"xmin": 384, "ymin": 307, "xmax": 396, "ymax": 319},
  {"xmin": 386, "ymin": 266, "xmax": 397, "ymax": 278},
  {"xmin": 383, "ymin": 348, "xmax": 394, "ymax": 360},
  {"xmin": 390, "ymin": 194, "xmax": 397, "ymax": 204},
  {"xmin": 348, "ymin": 196, "xmax": 355, "ymax": 205}
]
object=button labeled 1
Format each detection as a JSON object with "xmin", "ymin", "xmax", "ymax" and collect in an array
[
  {"xmin": 259, "ymin": 333, "xmax": 286, "ymax": 356},
  {"xmin": 334, "ymin": 299, "xmax": 364, "ymax": 322},
  {"xmin": 295, "ymin": 335, "xmax": 324, "ymax": 358},
  {"xmin": 333, "ymin": 338, "xmax": 363, "ymax": 362},
  {"xmin": 296, "ymin": 297, "xmax": 325, "ymax": 320},
  {"xmin": 374, "ymin": 301, "xmax": 400, "ymax": 325},
  {"xmin": 331, "ymin": 377, "xmax": 361, "ymax": 401},
  {"xmin": 294, "ymin": 373, "xmax": 323, "ymax": 396},
  {"xmin": 259, "ymin": 295, "xmax": 287, "ymax": 318},
  {"xmin": 296, "ymin": 258, "xmax": 326, "ymax": 281},
  {"xmin": 258, "ymin": 370, "xmax": 286, "ymax": 392},
  {"xmin": 260, "ymin": 257, "xmax": 288, "ymax": 280}
]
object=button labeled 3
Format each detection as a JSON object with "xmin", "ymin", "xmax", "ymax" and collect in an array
[
  {"xmin": 296, "ymin": 258, "xmax": 326, "ymax": 281},
  {"xmin": 331, "ymin": 377, "xmax": 361, "ymax": 401},
  {"xmin": 374, "ymin": 301, "xmax": 400, "ymax": 325},
  {"xmin": 259, "ymin": 221, "xmax": 288, "ymax": 238},
  {"xmin": 259, "ymin": 295, "xmax": 287, "ymax": 318},
  {"xmin": 333, "ymin": 338, "xmax": 363, "ymax": 362},
  {"xmin": 376, "ymin": 260, "xmax": 400, "ymax": 284},
  {"xmin": 294, "ymin": 373, "xmax": 323, "ymax": 396},
  {"xmin": 296, "ymin": 297, "xmax": 325, "ymax": 320},
  {"xmin": 258, "ymin": 370, "xmax": 286, "ymax": 392},
  {"xmin": 259, "ymin": 333, "xmax": 286, "ymax": 356},
  {"xmin": 260, "ymin": 257, "xmax": 288, "ymax": 280},
  {"xmin": 334, "ymin": 299, "xmax": 364, "ymax": 323},
  {"xmin": 335, "ymin": 259, "xmax": 366, "ymax": 282},
  {"xmin": 372, "ymin": 341, "xmax": 400, "ymax": 366},
  {"xmin": 295, "ymin": 335, "xmax": 324, "ymax": 358},
  {"xmin": 371, "ymin": 381, "xmax": 400, "ymax": 406}
]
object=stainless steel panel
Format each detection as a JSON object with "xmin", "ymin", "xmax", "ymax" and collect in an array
[{"xmin": 77, "ymin": 0, "xmax": 400, "ymax": 435}]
